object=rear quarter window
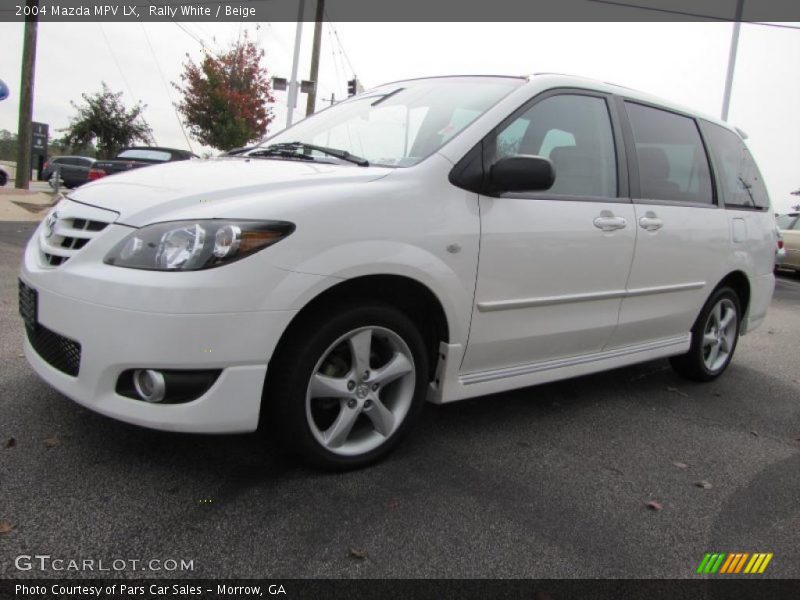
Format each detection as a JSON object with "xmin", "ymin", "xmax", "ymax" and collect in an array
[{"xmin": 699, "ymin": 120, "xmax": 770, "ymax": 211}]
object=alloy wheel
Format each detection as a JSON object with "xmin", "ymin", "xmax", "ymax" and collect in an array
[
  {"xmin": 701, "ymin": 298, "xmax": 737, "ymax": 372},
  {"xmin": 305, "ymin": 326, "xmax": 416, "ymax": 456}
]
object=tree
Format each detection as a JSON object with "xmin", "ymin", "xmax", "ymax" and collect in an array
[
  {"xmin": 61, "ymin": 83, "xmax": 153, "ymax": 158},
  {"xmin": 174, "ymin": 35, "xmax": 275, "ymax": 151},
  {"xmin": 0, "ymin": 129, "xmax": 17, "ymax": 161},
  {"xmin": 49, "ymin": 136, "xmax": 97, "ymax": 158}
]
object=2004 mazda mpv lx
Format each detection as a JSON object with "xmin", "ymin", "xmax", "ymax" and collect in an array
[{"xmin": 20, "ymin": 75, "xmax": 776, "ymax": 469}]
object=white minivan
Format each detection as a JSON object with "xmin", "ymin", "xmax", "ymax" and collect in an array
[{"xmin": 20, "ymin": 75, "xmax": 776, "ymax": 469}]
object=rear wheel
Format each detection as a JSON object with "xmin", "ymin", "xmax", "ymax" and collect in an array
[
  {"xmin": 267, "ymin": 304, "xmax": 429, "ymax": 470},
  {"xmin": 670, "ymin": 287, "xmax": 741, "ymax": 382}
]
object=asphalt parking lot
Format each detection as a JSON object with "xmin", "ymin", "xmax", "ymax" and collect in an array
[{"xmin": 1, "ymin": 220, "xmax": 798, "ymax": 579}]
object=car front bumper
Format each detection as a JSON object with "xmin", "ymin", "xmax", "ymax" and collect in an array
[
  {"xmin": 17, "ymin": 204, "xmax": 336, "ymax": 434},
  {"xmin": 20, "ymin": 278, "xmax": 297, "ymax": 433}
]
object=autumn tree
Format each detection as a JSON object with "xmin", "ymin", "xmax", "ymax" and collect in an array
[
  {"xmin": 61, "ymin": 83, "xmax": 153, "ymax": 158},
  {"xmin": 174, "ymin": 35, "xmax": 275, "ymax": 151}
]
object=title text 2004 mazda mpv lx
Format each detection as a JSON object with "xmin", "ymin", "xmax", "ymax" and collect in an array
[{"xmin": 20, "ymin": 75, "xmax": 776, "ymax": 469}]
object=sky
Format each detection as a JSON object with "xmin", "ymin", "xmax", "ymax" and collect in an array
[{"xmin": 0, "ymin": 20, "xmax": 798, "ymax": 212}]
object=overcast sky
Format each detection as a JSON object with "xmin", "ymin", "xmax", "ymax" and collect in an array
[{"xmin": 0, "ymin": 21, "xmax": 798, "ymax": 211}]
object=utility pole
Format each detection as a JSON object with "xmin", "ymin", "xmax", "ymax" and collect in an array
[
  {"xmin": 721, "ymin": 0, "xmax": 745, "ymax": 122},
  {"xmin": 15, "ymin": 0, "xmax": 39, "ymax": 189},
  {"xmin": 305, "ymin": 0, "xmax": 325, "ymax": 117},
  {"xmin": 286, "ymin": 0, "xmax": 305, "ymax": 128}
]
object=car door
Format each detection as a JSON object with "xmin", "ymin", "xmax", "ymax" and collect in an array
[
  {"xmin": 74, "ymin": 158, "xmax": 93, "ymax": 185},
  {"xmin": 59, "ymin": 158, "xmax": 78, "ymax": 184},
  {"xmin": 45, "ymin": 158, "xmax": 62, "ymax": 181},
  {"xmin": 605, "ymin": 101, "xmax": 728, "ymax": 349},
  {"xmin": 461, "ymin": 91, "xmax": 637, "ymax": 374}
]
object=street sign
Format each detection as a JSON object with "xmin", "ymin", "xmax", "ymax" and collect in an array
[
  {"xmin": 32, "ymin": 122, "xmax": 48, "ymax": 154},
  {"xmin": 31, "ymin": 122, "xmax": 48, "ymax": 177},
  {"xmin": 0, "ymin": 79, "xmax": 8, "ymax": 101}
]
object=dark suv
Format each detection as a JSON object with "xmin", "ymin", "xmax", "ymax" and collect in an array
[{"xmin": 40, "ymin": 156, "xmax": 96, "ymax": 189}]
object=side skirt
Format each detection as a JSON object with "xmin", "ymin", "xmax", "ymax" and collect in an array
[{"xmin": 427, "ymin": 335, "xmax": 690, "ymax": 404}]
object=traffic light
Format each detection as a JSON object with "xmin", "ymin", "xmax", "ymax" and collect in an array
[{"xmin": 347, "ymin": 78, "xmax": 358, "ymax": 97}]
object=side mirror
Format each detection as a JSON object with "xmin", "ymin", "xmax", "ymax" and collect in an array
[{"xmin": 489, "ymin": 155, "xmax": 555, "ymax": 193}]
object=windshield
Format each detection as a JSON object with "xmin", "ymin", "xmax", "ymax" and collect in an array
[{"xmin": 259, "ymin": 77, "xmax": 523, "ymax": 167}]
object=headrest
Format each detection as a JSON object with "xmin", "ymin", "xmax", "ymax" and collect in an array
[{"xmin": 637, "ymin": 146, "xmax": 671, "ymax": 180}]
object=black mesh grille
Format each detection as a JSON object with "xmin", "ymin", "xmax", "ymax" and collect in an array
[
  {"xmin": 26, "ymin": 324, "xmax": 82, "ymax": 377},
  {"xmin": 18, "ymin": 280, "xmax": 37, "ymax": 326}
]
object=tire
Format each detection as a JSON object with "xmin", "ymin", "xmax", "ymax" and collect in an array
[
  {"xmin": 0, "ymin": 171, "xmax": 6, "ymax": 187},
  {"xmin": 670, "ymin": 286, "xmax": 741, "ymax": 382},
  {"xmin": 266, "ymin": 303, "xmax": 429, "ymax": 470}
]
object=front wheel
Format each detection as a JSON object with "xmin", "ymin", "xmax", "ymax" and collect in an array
[
  {"xmin": 267, "ymin": 304, "xmax": 429, "ymax": 470},
  {"xmin": 670, "ymin": 287, "xmax": 741, "ymax": 382}
]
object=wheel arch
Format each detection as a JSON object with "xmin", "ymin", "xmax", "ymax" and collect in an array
[
  {"xmin": 268, "ymin": 274, "xmax": 451, "ymax": 384},
  {"xmin": 715, "ymin": 270, "xmax": 751, "ymax": 319}
]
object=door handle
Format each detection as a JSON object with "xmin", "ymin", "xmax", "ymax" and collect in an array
[
  {"xmin": 639, "ymin": 216, "xmax": 664, "ymax": 231},
  {"xmin": 593, "ymin": 214, "xmax": 627, "ymax": 232}
]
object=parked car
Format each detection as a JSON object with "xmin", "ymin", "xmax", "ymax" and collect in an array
[
  {"xmin": 20, "ymin": 75, "xmax": 776, "ymax": 469},
  {"xmin": 776, "ymin": 212, "xmax": 800, "ymax": 273},
  {"xmin": 775, "ymin": 225, "xmax": 786, "ymax": 270},
  {"xmin": 89, "ymin": 147, "xmax": 197, "ymax": 181},
  {"xmin": 40, "ymin": 156, "xmax": 95, "ymax": 189},
  {"xmin": 0, "ymin": 165, "xmax": 8, "ymax": 186}
]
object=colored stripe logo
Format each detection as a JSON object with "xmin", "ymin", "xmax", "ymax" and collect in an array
[{"xmin": 696, "ymin": 552, "xmax": 773, "ymax": 574}]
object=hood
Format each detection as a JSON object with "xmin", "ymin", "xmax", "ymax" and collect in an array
[{"xmin": 68, "ymin": 157, "xmax": 392, "ymax": 226}]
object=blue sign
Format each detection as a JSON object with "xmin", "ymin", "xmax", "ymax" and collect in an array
[{"xmin": 0, "ymin": 79, "xmax": 9, "ymax": 101}]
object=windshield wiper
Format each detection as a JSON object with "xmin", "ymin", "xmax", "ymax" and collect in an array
[
  {"xmin": 263, "ymin": 142, "xmax": 369, "ymax": 167},
  {"xmin": 371, "ymin": 87, "xmax": 404, "ymax": 107},
  {"xmin": 247, "ymin": 147, "xmax": 316, "ymax": 161},
  {"xmin": 738, "ymin": 176, "xmax": 756, "ymax": 207}
]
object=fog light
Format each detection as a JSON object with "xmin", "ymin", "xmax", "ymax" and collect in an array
[
  {"xmin": 133, "ymin": 369, "xmax": 166, "ymax": 403},
  {"xmin": 117, "ymin": 369, "xmax": 221, "ymax": 404}
]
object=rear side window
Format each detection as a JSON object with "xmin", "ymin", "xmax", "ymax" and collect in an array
[
  {"xmin": 699, "ymin": 121, "xmax": 770, "ymax": 211},
  {"xmin": 491, "ymin": 94, "xmax": 617, "ymax": 197},
  {"xmin": 625, "ymin": 102, "xmax": 713, "ymax": 204}
]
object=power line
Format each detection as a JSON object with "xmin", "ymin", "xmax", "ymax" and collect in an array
[
  {"xmin": 172, "ymin": 20, "xmax": 223, "ymax": 58},
  {"xmin": 139, "ymin": 23, "xmax": 195, "ymax": 152},
  {"xmin": 190, "ymin": 21, "xmax": 217, "ymax": 45},
  {"xmin": 98, "ymin": 23, "xmax": 136, "ymax": 100},
  {"xmin": 750, "ymin": 21, "xmax": 800, "ymax": 31},
  {"xmin": 327, "ymin": 24, "xmax": 343, "ymax": 84},
  {"xmin": 324, "ymin": 14, "xmax": 358, "ymax": 77},
  {"xmin": 98, "ymin": 23, "xmax": 155, "ymax": 143},
  {"xmin": 584, "ymin": 0, "xmax": 800, "ymax": 28}
]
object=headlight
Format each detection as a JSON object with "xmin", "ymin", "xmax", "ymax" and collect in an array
[{"xmin": 104, "ymin": 220, "xmax": 295, "ymax": 271}]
